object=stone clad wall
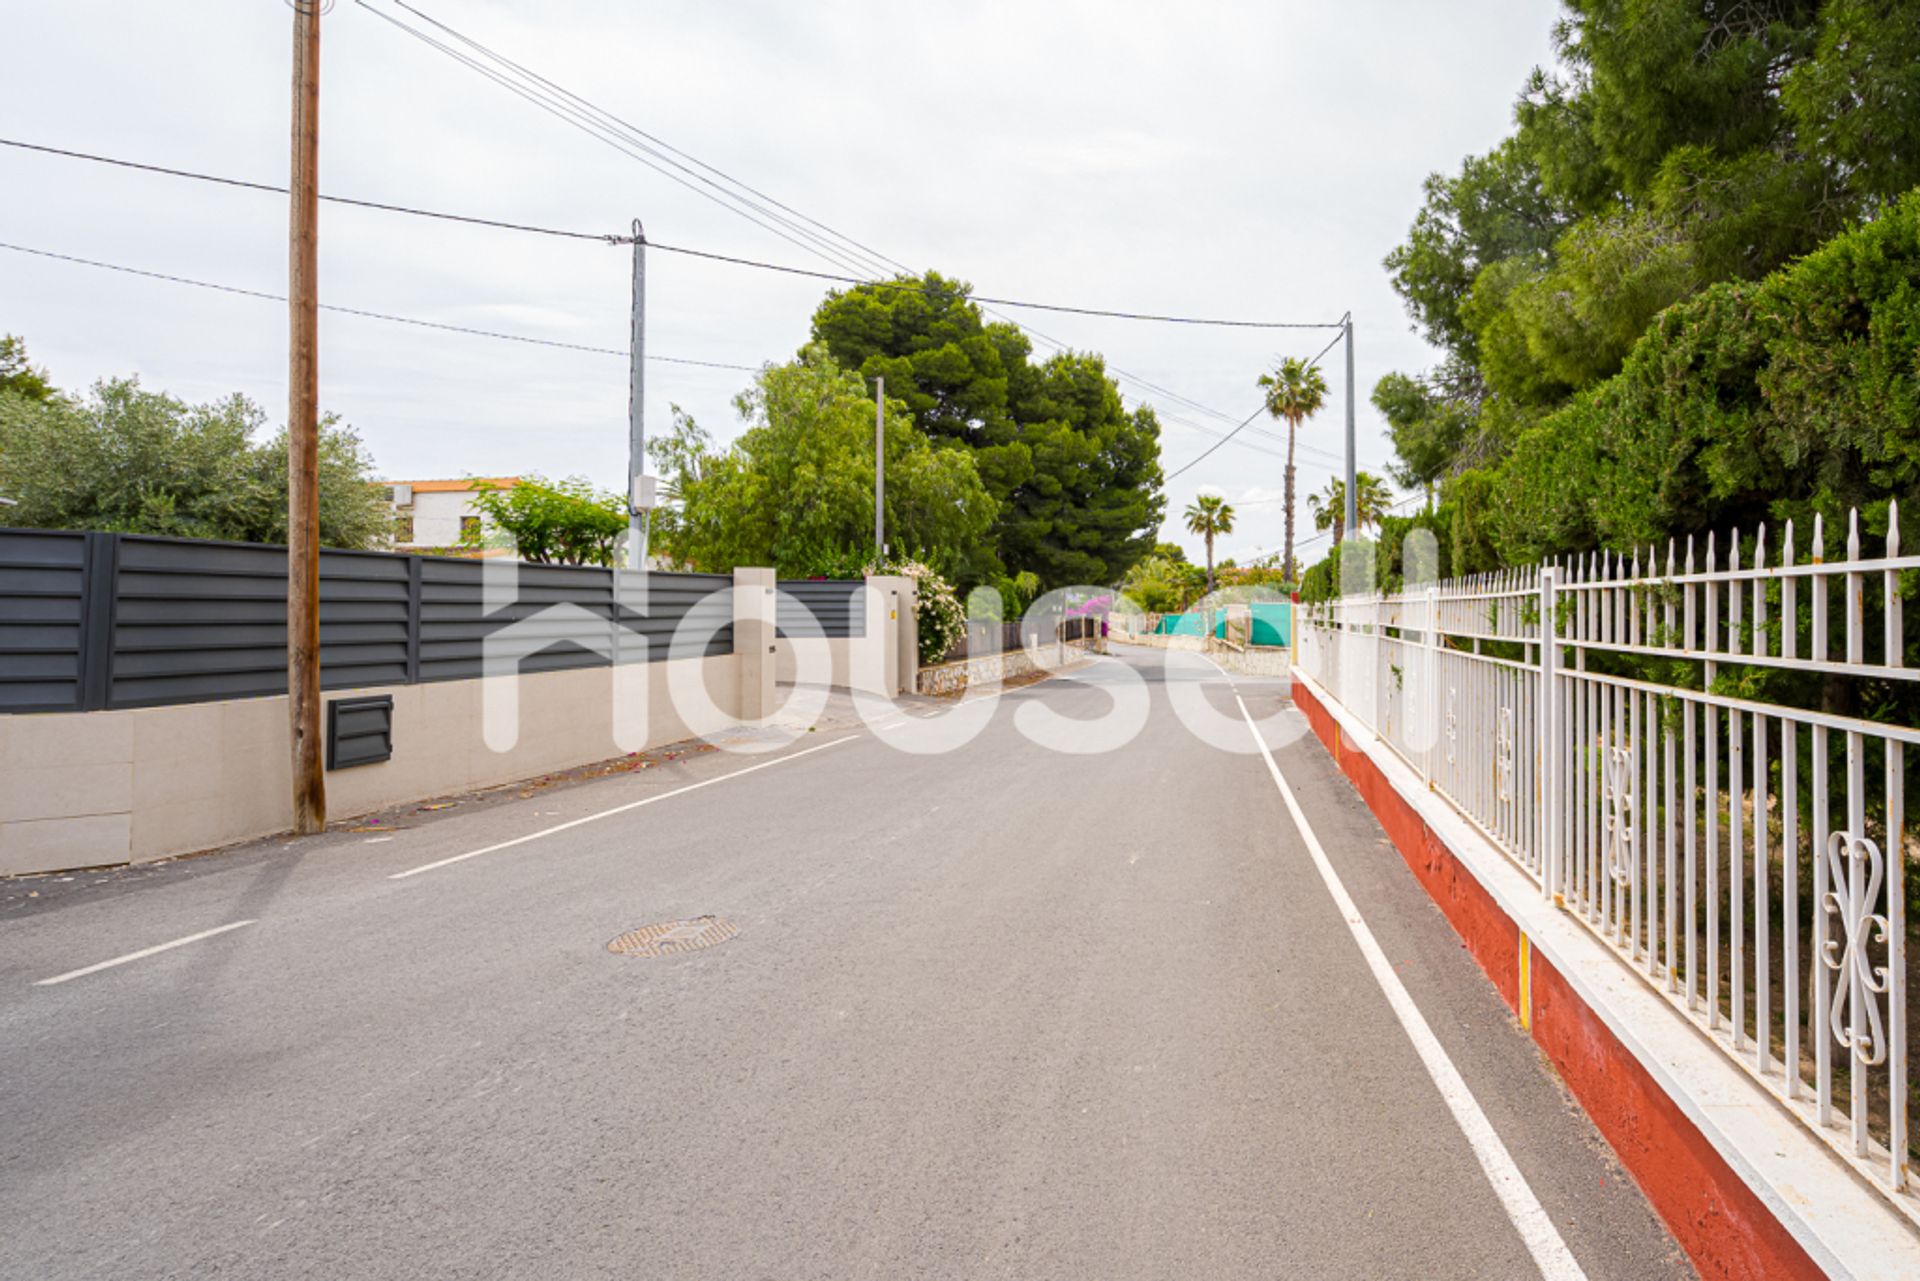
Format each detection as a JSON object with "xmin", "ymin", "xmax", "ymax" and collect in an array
[{"xmin": 916, "ymin": 638, "xmax": 1100, "ymax": 695}]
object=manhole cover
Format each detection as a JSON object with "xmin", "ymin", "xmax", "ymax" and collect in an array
[{"xmin": 607, "ymin": 915, "xmax": 738, "ymax": 957}]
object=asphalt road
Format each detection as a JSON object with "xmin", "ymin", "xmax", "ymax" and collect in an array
[{"xmin": 0, "ymin": 647, "xmax": 1692, "ymax": 1279}]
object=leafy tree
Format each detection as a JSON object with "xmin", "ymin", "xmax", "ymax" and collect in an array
[
  {"xmin": 810, "ymin": 272, "xmax": 1164, "ymax": 588},
  {"xmin": 0, "ymin": 335, "xmax": 54, "ymax": 403},
  {"xmin": 1118, "ymin": 553, "xmax": 1201, "ymax": 614},
  {"xmin": 465, "ymin": 477, "xmax": 627, "ymax": 566},
  {"xmin": 648, "ymin": 347, "xmax": 996, "ymax": 580},
  {"xmin": 1255, "ymin": 356, "xmax": 1328, "ymax": 580},
  {"xmin": 1382, "ymin": 138, "xmax": 1573, "ymax": 363},
  {"xmin": 1306, "ymin": 472, "xmax": 1393, "ymax": 546},
  {"xmin": 1459, "ymin": 190, "xmax": 1920, "ymax": 569},
  {"xmin": 979, "ymin": 570, "xmax": 1041, "ymax": 622},
  {"xmin": 1371, "ymin": 370, "xmax": 1473, "ymax": 504},
  {"xmin": 0, "ymin": 376, "xmax": 388, "ymax": 548},
  {"xmin": 1376, "ymin": 0, "xmax": 1920, "ymax": 504},
  {"xmin": 1183, "ymin": 493, "xmax": 1235, "ymax": 593}
]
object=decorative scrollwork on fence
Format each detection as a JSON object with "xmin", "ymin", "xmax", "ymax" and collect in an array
[
  {"xmin": 1604, "ymin": 744, "xmax": 1634, "ymax": 887},
  {"xmin": 1496, "ymin": 707, "xmax": 1515, "ymax": 804},
  {"xmin": 1821, "ymin": 830, "xmax": 1892, "ymax": 1067}
]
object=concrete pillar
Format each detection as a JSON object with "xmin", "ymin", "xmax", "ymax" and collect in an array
[
  {"xmin": 733, "ymin": 566, "xmax": 775, "ymax": 721},
  {"xmin": 894, "ymin": 576, "xmax": 917, "ymax": 695},
  {"xmin": 857, "ymin": 574, "xmax": 912, "ymax": 697}
]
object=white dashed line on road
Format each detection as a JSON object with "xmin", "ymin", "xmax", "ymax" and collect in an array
[
  {"xmin": 388, "ymin": 734, "xmax": 858, "ymax": 880},
  {"xmin": 34, "ymin": 920, "xmax": 257, "ymax": 987}
]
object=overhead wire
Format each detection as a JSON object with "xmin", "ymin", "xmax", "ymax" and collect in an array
[
  {"xmin": 0, "ymin": 139, "xmax": 612, "ymax": 243},
  {"xmin": 1159, "ymin": 319, "xmax": 1353, "ymax": 480},
  {"xmin": 0, "ymin": 241, "xmax": 760, "ymax": 370},
  {"xmin": 0, "ymin": 135, "xmax": 1344, "ymax": 333},
  {"xmin": 1291, "ymin": 492, "xmax": 1425, "ymax": 552},
  {"xmin": 1161, "ymin": 404, "xmax": 1268, "ymax": 482},
  {"xmin": 383, "ymin": 0, "xmax": 904, "ymax": 281},
  {"xmin": 2, "ymin": 134, "xmax": 1352, "ymax": 475},
  {"xmin": 354, "ymin": 4, "xmax": 1344, "ymax": 328},
  {"xmin": 6, "ymin": 5, "xmax": 1358, "ymax": 473},
  {"xmin": 351, "ymin": 2, "xmax": 888, "ymax": 280}
]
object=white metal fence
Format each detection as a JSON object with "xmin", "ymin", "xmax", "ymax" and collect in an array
[{"xmin": 1298, "ymin": 507, "xmax": 1915, "ymax": 1216}]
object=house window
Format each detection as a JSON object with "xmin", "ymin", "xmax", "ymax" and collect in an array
[
  {"xmin": 460, "ymin": 515, "xmax": 482, "ymax": 542},
  {"xmin": 394, "ymin": 514, "xmax": 415, "ymax": 543}
]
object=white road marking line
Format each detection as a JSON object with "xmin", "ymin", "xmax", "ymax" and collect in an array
[
  {"xmin": 388, "ymin": 734, "xmax": 857, "ymax": 880},
  {"xmin": 34, "ymin": 920, "xmax": 257, "ymax": 987},
  {"xmin": 1235, "ymin": 695, "xmax": 1587, "ymax": 1281}
]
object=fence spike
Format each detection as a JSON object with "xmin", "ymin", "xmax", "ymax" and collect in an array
[
  {"xmin": 1685, "ymin": 534, "xmax": 1695, "ymax": 574},
  {"xmin": 1707, "ymin": 529, "xmax": 1717, "ymax": 573},
  {"xmin": 1755, "ymin": 524, "xmax": 1768, "ymax": 570},
  {"xmin": 1888, "ymin": 497, "xmax": 1901, "ymax": 557},
  {"xmin": 1783, "ymin": 518, "xmax": 1795, "ymax": 567},
  {"xmin": 1811, "ymin": 511, "xmax": 1824, "ymax": 566},
  {"xmin": 1667, "ymin": 538, "xmax": 1677, "ymax": 575},
  {"xmin": 1731, "ymin": 526, "xmax": 1743, "ymax": 572},
  {"xmin": 1848, "ymin": 507, "xmax": 1861, "ymax": 560}
]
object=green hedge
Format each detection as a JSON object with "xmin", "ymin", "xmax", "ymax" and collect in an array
[{"xmin": 1454, "ymin": 189, "xmax": 1920, "ymax": 570}]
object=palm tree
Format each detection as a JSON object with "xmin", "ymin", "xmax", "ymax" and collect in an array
[
  {"xmin": 1307, "ymin": 472, "xmax": 1394, "ymax": 547},
  {"xmin": 1257, "ymin": 357, "xmax": 1329, "ymax": 581},
  {"xmin": 1183, "ymin": 494, "xmax": 1235, "ymax": 594}
]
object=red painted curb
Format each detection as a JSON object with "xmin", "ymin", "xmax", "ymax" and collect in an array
[{"xmin": 1291, "ymin": 677, "xmax": 1824, "ymax": 1281}]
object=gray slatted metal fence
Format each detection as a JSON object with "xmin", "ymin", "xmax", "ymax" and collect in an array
[
  {"xmin": 0, "ymin": 528, "xmax": 737, "ymax": 713},
  {"xmin": 776, "ymin": 579, "xmax": 865, "ymax": 638},
  {"xmin": 0, "ymin": 529, "xmax": 91, "ymax": 713}
]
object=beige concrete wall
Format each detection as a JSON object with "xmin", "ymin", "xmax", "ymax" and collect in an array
[
  {"xmin": 857, "ymin": 575, "xmax": 916, "ymax": 696},
  {"xmin": 772, "ymin": 575, "xmax": 916, "ymax": 696},
  {"xmin": 772, "ymin": 636, "xmax": 854, "ymax": 688},
  {"xmin": 0, "ymin": 654, "xmax": 743, "ymax": 876}
]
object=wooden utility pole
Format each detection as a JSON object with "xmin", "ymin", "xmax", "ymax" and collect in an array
[{"xmin": 288, "ymin": 0, "xmax": 325, "ymax": 833}]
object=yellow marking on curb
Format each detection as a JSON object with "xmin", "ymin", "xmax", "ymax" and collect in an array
[{"xmin": 1519, "ymin": 932, "xmax": 1533, "ymax": 1032}]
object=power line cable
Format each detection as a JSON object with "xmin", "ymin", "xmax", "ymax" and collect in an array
[
  {"xmin": 0, "ymin": 240, "xmax": 760, "ymax": 370},
  {"xmin": 1291, "ymin": 492, "xmax": 1424, "ymax": 552},
  {"xmin": 359, "ymin": 2, "xmax": 1342, "ymax": 330},
  {"xmin": 5, "ymin": 19, "xmax": 1354, "ymax": 457},
  {"xmin": 354, "ymin": 2, "xmax": 912, "ymax": 281},
  {"xmin": 0, "ymin": 143, "xmax": 1348, "ymax": 473},
  {"xmin": 0, "ymin": 136, "xmax": 1343, "ymax": 332},
  {"xmin": 0, "ymin": 139, "xmax": 614, "ymax": 243},
  {"xmin": 381, "ymin": 0, "xmax": 905, "ymax": 281},
  {"xmin": 1162, "ymin": 404, "xmax": 1267, "ymax": 482},
  {"xmin": 352, "ymin": 2, "xmax": 1367, "ymax": 473},
  {"xmin": 1160, "ymin": 321, "xmax": 1352, "ymax": 478}
]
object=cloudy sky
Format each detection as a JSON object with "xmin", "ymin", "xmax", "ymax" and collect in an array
[{"xmin": 0, "ymin": 0, "xmax": 1557, "ymax": 565}]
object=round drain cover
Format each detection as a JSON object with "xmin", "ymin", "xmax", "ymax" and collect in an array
[{"xmin": 607, "ymin": 915, "xmax": 738, "ymax": 957}]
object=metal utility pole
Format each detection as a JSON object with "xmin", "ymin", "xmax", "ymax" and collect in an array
[
  {"xmin": 627, "ymin": 218, "xmax": 649, "ymax": 570},
  {"xmin": 287, "ymin": 0, "xmax": 325, "ymax": 835},
  {"xmin": 1343, "ymin": 312, "xmax": 1357, "ymax": 542},
  {"xmin": 874, "ymin": 374, "xmax": 885, "ymax": 559}
]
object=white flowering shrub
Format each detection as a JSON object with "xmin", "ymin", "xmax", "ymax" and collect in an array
[{"xmin": 869, "ymin": 558, "xmax": 965, "ymax": 666}]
